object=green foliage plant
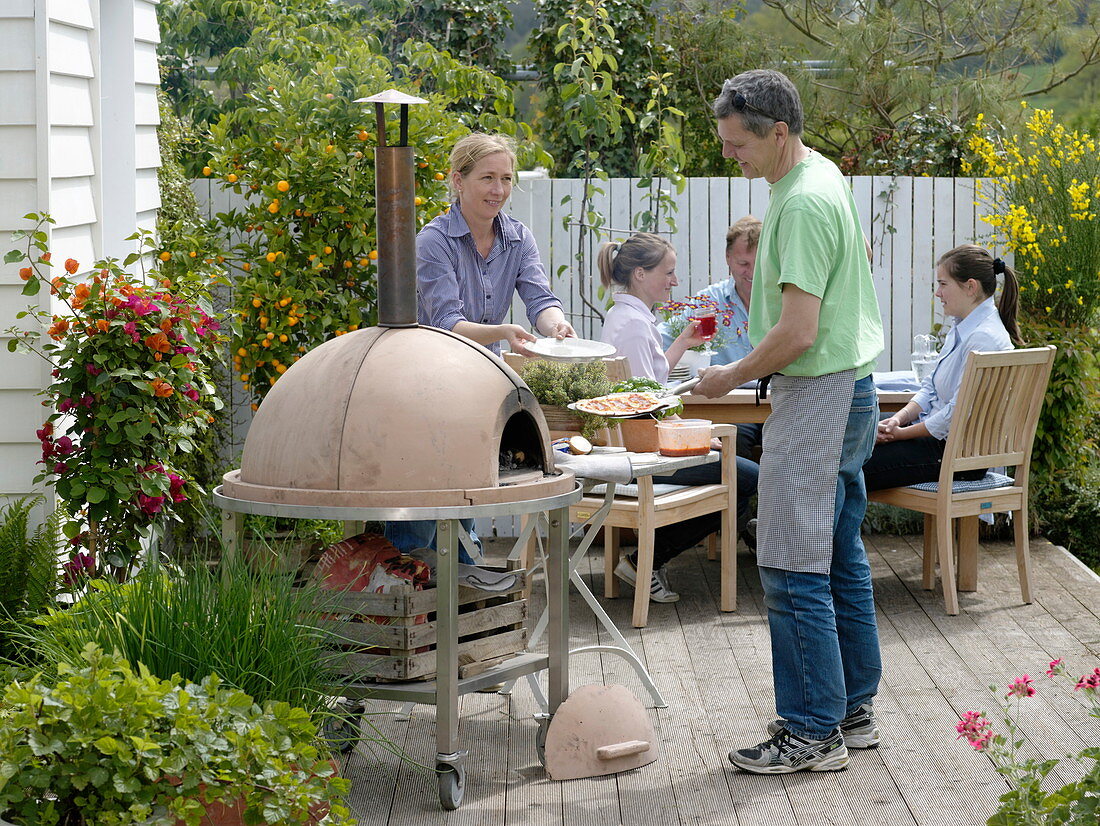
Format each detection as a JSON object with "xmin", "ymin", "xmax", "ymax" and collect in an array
[
  {"xmin": 5, "ymin": 215, "xmax": 226, "ymax": 581},
  {"xmin": 372, "ymin": 0, "xmax": 516, "ymax": 81},
  {"xmin": 954, "ymin": 659, "xmax": 1100, "ymax": 826},
  {"xmin": 965, "ymin": 107, "xmax": 1100, "ymax": 498},
  {"xmin": 0, "ymin": 497, "xmax": 60, "ymax": 660},
  {"xmin": 519, "ymin": 359, "xmax": 613, "ymax": 439},
  {"xmin": 20, "ymin": 555, "xmax": 339, "ymax": 719},
  {"xmin": 0, "ymin": 644, "xmax": 353, "ymax": 826},
  {"xmin": 530, "ymin": 0, "xmax": 659, "ymax": 178},
  {"xmin": 539, "ymin": 0, "xmax": 634, "ymax": 322}
]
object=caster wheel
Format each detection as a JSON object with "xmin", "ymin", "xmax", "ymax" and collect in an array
[
  {"xmin": 437, "ymin": 761, "xmax": 466, "ymax": 810},
  {"xmin": 536, "ymin": 721, "xmax": 549, "ymax": 767},
  {"xmin": 322, "ymin": 701, "xmax": 363, "ymax": 755}
]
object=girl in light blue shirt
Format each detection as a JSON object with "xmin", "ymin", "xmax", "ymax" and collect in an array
[{"xmin": 863, "ymin": 244, "xmax": 1023, "ymax": 491}]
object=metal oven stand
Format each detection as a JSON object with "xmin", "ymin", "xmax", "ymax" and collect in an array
[{"xmin": 214, "ymin": 484, "xmax": 582, "ymax": 810}]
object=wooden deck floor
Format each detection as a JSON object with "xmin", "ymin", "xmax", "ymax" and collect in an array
[{"xmin": 342, "ymin": 534, "xmax": 1100, "ymax": 825}]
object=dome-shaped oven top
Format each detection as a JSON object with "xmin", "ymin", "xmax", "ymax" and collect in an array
[{"xmin": 221, "ymin": 326, "xmax": 573, "ymax": 508}]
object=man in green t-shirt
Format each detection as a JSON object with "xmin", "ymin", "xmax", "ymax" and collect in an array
[{"xmin": 695, "ymin": 69, "xmax": 886, "ymax": 775}]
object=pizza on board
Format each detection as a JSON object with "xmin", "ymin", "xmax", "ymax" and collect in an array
[{"xmin": 572, "ymin": 392, "xmax": 665, "ymax": 417}]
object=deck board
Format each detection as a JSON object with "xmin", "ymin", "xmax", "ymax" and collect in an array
[{"xmin": 343, "ymin": 535, "xmax": 1100, "ymax": 825}]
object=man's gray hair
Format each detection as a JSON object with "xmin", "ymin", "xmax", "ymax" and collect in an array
[{"xmin": 713, "ymin": 69, "xmax": 804, "ymax": 138}]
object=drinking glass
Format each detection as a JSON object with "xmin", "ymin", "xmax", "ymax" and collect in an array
[{"xmin": 691, "ymin": 310, "xmax": 717, "ymax": 358}]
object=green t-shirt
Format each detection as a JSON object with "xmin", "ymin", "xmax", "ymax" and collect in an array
[{"xmin": 748, "ymin": 151, "xmax": 884, "ymax": 378}]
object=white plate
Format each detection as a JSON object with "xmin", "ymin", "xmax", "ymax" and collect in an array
[{"xmin": 525, "ymin": 336, "xmax": 617, "ymax": 362}]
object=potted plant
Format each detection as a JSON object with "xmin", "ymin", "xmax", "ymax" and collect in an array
[
  {"xmin": 15, "ymin": 556, "xmax": 341, "ymax": 720},
  {"xmin": 517, "ymin": 359, "xmax": 614, "ymax": 440},
  {"xmin": 0, "ymin": 644, "xmax": 355, "ymax": 826},
  {"xmin": 609, "ymin": 377, "xmax": 684, "ymax": 453}
]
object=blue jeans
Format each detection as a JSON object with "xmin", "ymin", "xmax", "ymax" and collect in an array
[
  {"xmin": 383, "ymin": 520, "xmax": 479, "ymax": 565},
  {"xmin": 757, "ymin": 375, "xmax": 881, "ymax": 740}
]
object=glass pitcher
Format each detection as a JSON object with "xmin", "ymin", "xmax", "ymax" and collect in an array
[{"xmin": 911, "ymin": 334, "xmax": 939, "ymax": 382}]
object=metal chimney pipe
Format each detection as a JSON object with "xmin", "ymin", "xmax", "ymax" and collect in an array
[
  {"xmin": 356, "ymin": 90, "xmax": 429, "ymax": 328},
  {"xmin": 375, "ymin": 145, "xmax": 418, "ymax": 327}
]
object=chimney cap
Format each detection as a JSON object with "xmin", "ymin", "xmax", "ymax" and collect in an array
[{"xmin": 355, "ymin": 89, "xmax": 429, "ymax": 105}]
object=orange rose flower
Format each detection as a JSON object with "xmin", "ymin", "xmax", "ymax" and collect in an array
[
  {"xmin": 160, "ymin": 319, "xmax": 174, "ymax": 333},
  {"xmin": 47, "ymin": 318, "xmax": 70, "ymax": 340},
  {"xmin": 144, "ymin": 332, "xmax": 172, "ymax": 353},
  {"xmin": 149, "ymin": 379, "xmax": 174, "ymax": 397},
  {"xmin": 96, "ymin": 319, "xmax": 110, "ymax": 332},
  {"xmin": 64, "ymin": 258, "xmax": 79, "ymax": 274}
]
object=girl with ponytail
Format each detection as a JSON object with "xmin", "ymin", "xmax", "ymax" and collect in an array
[{"xmin": 863, "ymin": 244, "xmax": 1023, "ymax": 491}]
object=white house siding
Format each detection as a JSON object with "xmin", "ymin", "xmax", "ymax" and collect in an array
[{"xmin": 0, "ymin": 0, "xmax": 161, "ymax": 514}]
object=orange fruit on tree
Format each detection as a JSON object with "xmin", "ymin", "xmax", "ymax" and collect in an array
[
  {"xmin": 189, "ymin": 251, "xmax": 197, "ymax": 258},
  {"xmin": 358, "ymin": 258, "xmax": 368, "ymax": 267},
  {"xmin": 323, "ymin": 246, "xmax": 333, "ymax": 255},
  {"xmin": 288, "ymin": 316, "xmax": 298, "ymax": 326},
  {"xmin": 276, "ymin": 363, "xmax": 288, "ymax": 374},
  {"xmin": 227, "ymin": 173, "xmax": 238, "ymax": 183},
  {"xmin": 277, "ymin": 180, "xmax": 289, "ymax": 192},
  {"xmin": 279, "ymin": 334, "xmax": 288, "ymax": 342},
  {"xmin": 251, "ymin": 298, "xmax": 262, "ymax": 308},
  {"xmin": 357, "ymin": 130, "xmax": 368, "ymax": 141},
  {"xmin": 324, "ymin": 144, "xmax": 335, "ymax": 154},
  {"xmin": 434, "ymin": 172, "xmax": 445, "ymax": 180},
  {"xmin": 414, "ymin": 196, "xmax": 423, "ymax": 206},
  {"xmin": 268, "ymin": 201, "xmax": 279, "ymax": 213},
  {"xmin": 266, "ymin": 252, "xmax": 277, "ymax": 263},
  {"xmin": 242, "ymin": 262, "xmax": 252, "ymax": 272},
  {"xmin": 368, "ymin": 249, "xmax": 378, "ymax": 260},
  {"xmin": 343, "ymin": 260, "xmax": 352, "ymax": 269},
  {"xmin": 158, "ymin": 252, "xmax": 171, "ymax": 261},
  {"xmin": 202, "ymin": 166, "xmax": 212, "ymax": 176}
]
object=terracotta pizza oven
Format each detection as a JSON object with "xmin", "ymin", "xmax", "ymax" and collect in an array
[{"xmin": 221, "ymin": 92, "xmax": 574, "ymax": 508}]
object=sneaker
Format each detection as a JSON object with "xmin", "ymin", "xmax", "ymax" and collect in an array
[
  {"xmin": 766, "ymin": 702, "xmax": 880, "ymax": 749},
  {"xmin": 613, "ymin": 556, "xmax": 679, "ymax": 603},
  {"xmin": 739, "ymin": 518, "xmax": 758, "ymax": 552},
  {"xmin": 729, "ymin": 727, "xmax": 849, "ymax": 774}
]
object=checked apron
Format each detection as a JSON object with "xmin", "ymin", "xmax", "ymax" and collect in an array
[{"xmin": 756, "ymin": 369, "xmax": 856, "ymax": 574}]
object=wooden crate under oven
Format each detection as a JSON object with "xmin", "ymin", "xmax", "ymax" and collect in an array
[{"xmin": 313, "ymin": 572, "xmax": 529, "ymax": 682}]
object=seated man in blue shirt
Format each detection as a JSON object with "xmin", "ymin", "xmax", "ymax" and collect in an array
[{"xmin": 658, "ymin": 216, "xmax": 764, "ymax": 459}]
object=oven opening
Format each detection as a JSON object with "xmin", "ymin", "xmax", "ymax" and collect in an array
[{"xmin": 498, "ymin": 410, "xmax": 546, "ymax": 486}]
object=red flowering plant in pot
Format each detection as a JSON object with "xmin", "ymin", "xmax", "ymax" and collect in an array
[{"xmin": 5, "ymin": 214, "xmax": 226, "ymax": 582}]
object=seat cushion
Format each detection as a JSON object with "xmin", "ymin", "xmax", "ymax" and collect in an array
[
  {"xmin": 907, "ymin": 471, "xmax": 1014, "ymax": 493},
  {"xmin": 587, "ymin": 482, "xmax": 691, "ymax": 498}
]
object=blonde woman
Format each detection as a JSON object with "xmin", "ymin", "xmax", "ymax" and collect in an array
[
  {"xmin": 598, "ymin": 232, "xmax": 705, "ymax": 381},
  {"xmin": 417, "ymin": 132, "xmax": 574, "ymax": 356}
]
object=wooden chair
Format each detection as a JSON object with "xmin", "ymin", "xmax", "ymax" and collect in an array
[
  {"xmin": 868, "ymin": 346, "xmax": 1055, "ymax": 615},
  {"xmin": 570, "ymin": 422, "xmax": 738, "ymax": 628}
]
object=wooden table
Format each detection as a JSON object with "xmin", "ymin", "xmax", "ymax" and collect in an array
[{"xmin": 682, "ymin": 387, "xmax": 913, "ymax": 424}]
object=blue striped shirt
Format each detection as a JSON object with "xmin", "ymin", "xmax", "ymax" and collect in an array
[{"xmin": 416, "ymin": 204, "xmax": 563, "ymax": 355}]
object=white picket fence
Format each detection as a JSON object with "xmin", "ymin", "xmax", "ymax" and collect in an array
[{"xmin": 506, "ymin": 175, "xmax": 1000, "ymax": 371}]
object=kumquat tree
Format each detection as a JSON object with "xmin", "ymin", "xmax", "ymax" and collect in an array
[
  {"xmin": 966, "ymin": 105, "xmax": 1100, "ymax": 515},
  {"xmin": 5, "ymin": 215, "xmax": 226, "ymax": 582}
]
